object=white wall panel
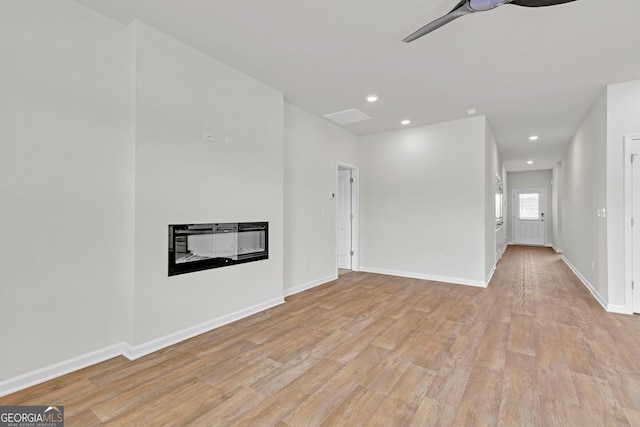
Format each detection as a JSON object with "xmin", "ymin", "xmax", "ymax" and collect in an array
[{"xmin": 359, "ymin": 117, "xmax": 487, "ymax": 285}]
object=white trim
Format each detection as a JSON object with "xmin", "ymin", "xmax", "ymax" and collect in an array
[
  {"xmin": 562, "ymin": 256, "xmax": 607, "ymax": 310},
  {"xmin": 360, "ymin": 266, "xmax": 487, "ymax": 288},
  {"xmin": 124, "ymin": 297, "xmax": 284, "ymax": 360},
  {"xmin": 0, "ymin": 297, "xmax": 285, "ymax": 397},
  {"xmin": 624, "ymin": 133, "xmax": 640, "ymax": 315},
  {"xmin": 551, "ymin": 245, "xmax": 563, "ymax": 254},
  {"xmin": 0, "ymin": 343, "xmax": 126, "ymax": 398},
  {"xmin": 284, "ymin": 274, "xmax": 338, "ymax": 297}
]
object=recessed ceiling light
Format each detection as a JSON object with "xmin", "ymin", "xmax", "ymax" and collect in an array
[
  {"xmin": 366, "ymin": 95, "xmax": 378, "ymax": 103},
  {"xmin": 401, "ymin": 120, "xmax": 411, "ymax": 125},
  {"xmin": 526, "ymin": 160, "xmax": 534, "ymax": 165},
  {"xmin": 529, "ymin": 135, "xmax": 539, "ymax": 141},
  {"xmin": 466, "ymin": 108, "xmax": 477, "ymax": 115}
]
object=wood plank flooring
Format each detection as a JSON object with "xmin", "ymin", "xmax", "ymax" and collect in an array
[{"xmin": 2, "ymin": 246, "xmax": 640, "ymax": 426}]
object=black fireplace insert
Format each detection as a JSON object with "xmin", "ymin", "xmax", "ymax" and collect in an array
[{"xmin": 168, "ymin": 222, "xmax": 268, "ymax": 276}]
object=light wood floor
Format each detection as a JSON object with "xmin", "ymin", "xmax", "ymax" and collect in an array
[{"xmin": 2, "ymin": 246, "xmax": 640, "ymax": 426}]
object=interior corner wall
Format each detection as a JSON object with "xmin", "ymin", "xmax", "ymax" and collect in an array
[
  {"xmin": 485, "ymin": 120, "xmax": 502, "ymax": 280},
  {"xmin": 359, "ymin": 116, "xmax": 487, "ymax": 286},
  {"xmin": 0, "ymin": 0, "xmax": 130, "ymax": 382},
  {"xmin": 131, "ymin": 21, "xmax": 284, "ymax": 346},
  {"xmin": 283, "ymin": 103, "xmax": 359, "ymax": 294},
  {"xmin": 605, "ymin": 79, "xmax": 640, "ymax": 306},
  {"xmin": 506, "ymin": 170, "xmax": 553, "ymax": 246},
  {"xmin": 562, "ymin": 89, "xmax": 608, "ymax": 302}
]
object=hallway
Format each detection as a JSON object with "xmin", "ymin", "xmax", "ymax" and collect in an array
[
  {"xmin": 1, "ymin": 246, "xmax": 639, "ymax": 426},
  {"xmin": 485, "ymin": 246, "xmax": 640, "ymax": 425}
]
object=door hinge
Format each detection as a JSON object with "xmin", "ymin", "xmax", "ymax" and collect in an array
[
  {"xmin": 350, "ymin": 178, "xmax": 354, "ymax": 183},
  {"xmin": 350, "ymin": 250, "xmax": 354, "ymax": 256},
  {"xmin": 633, "ymin": 281, "xmax": 635, "ymax": 290},
  {"xmin": 350, "ymin": 214, "xmax": 354, "ymax": 220}
]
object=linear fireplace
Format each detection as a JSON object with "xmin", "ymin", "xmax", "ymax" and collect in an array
[{"xmin": 168, "ymin": 222, "xmax": 268, "ymax": 276}]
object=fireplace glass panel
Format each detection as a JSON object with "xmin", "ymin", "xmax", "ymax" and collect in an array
[{"xmin": 169, "ymin": 222, "xmax": 268, "ymax": 275}]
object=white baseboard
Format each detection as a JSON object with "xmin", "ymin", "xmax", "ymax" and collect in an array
[
  {"xmin": 0, "ymin": 343, "xmax": 126, "ymax": 398},
  {"xmin": 607, "ymin": 304, "xmax": 633, "ymax": 315},
  {"xmin": 485, "ymin": 265, "xmax": 497, "ymax": 286},
  {"xmin": 561, "ymin": 256, "xmax": 607, "ymax": 310},
  {"xmin": 360, "ymin": 266, "xmax": 487, "ymax": 288},
  {"xmin": 283, "ymin": 274, "xmax": 337, "ymax": 297},
  {"xmin": 0, "ymin": 297, "xmax": 285, "ymax": 397},
  {"xmin": 561, "ymin": 257, "xmax": 631, "ymax": 314},
  {"xmin": 123, "ymin": 297, "xmax": 285, "ymax": 360},
  {"xmin": 552, "ymin": 245, "xmax": 563, "ymax": 254}
]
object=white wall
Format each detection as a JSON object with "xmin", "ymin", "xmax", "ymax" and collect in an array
[
  {"xmin": 562, "ymin": 80, "xmax": 640, "ymax": 311},
  {"xmin": 283, "ymin": 104, "xmax": 359, "ymax": 294},
  {"xmin": 562, "ymin": 90, "xmax": 608, "ymax": 303},
  {"xmin": 0, "ymin": 0, "xmax": 130, "ymax": 380},
  {"xmin": 551, "ymin": 161, "xmax": 563, "ymax": 252},
  {"xmin": 506, "ymin": 170, "xmax": 553, "ymax": 246},
  {"xmin": 606, "ymin": 80, "xmax": 640, "ymax": 307},
  {"xmin": 131, "ymin": 21, "xmax": 285, "ymax": 345},
  {"xmin": 0, "ymin": 2, "xmax": 287, "ymax": 390},
  {"xmin": 485, "ymin": 122, "xmax": 502, "ymax": 279},
  {"xmin": 359, "ymin": 116, "xmax": 487, "ymax": 286}
]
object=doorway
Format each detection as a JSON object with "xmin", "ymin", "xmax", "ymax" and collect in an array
[
  {"xmin": 512, "ymin": 188, "xmax": 546, "ymax": 246},
  {"xmin": 624, "ymin": 134, "xmax": 640, "ymax": 314},
  {"xmin": 336, "ymin": 163, "xmax": 359, "ymax": 272}
]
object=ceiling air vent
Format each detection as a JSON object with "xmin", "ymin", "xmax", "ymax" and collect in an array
[{"xmin": 324, "ymin": 109, "xmax": 371, "ymax": 125}]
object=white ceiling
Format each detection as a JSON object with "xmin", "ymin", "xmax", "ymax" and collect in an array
[{"xmin": 72, "ymin": 0, "xmax": 640, "ymax": 171}]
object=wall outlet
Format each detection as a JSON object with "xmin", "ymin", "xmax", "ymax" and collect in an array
[
  {"xmin": 303, "ymin": 258, "xmax": 308, "ymax": 268},
  {"xmin": 440, "ymin": 254, "xmax": 447, "ymax": 262},
  {"xmin": 203, "ymin": 131, "xmax": 215, "ymax": 142},
  {"xmin": 225, "ymin": 137, "xmax": 237, "ymax": 147},
  {"xmin": 592, "ymin": 261, "xmax": 596, "ymax": 271}
]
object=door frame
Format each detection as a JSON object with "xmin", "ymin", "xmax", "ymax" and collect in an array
[
  {"xmin": 512, "ymin": 187, "xmax": 547, "ymax": 246},
  {"xmin": 624, "ymin": 133, "xmax": 640, "ymax": 314},
  {"xmin": 336, "ymin": 162, "xmax": 359, "ymax": 272}
]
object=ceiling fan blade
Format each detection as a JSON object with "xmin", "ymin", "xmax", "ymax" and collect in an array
[
  {"xmin": 403, "ymin": 1, "xmax": 475, "ymax": 43},
  {"xmin": 509, "ymin": 0, "xmax": 577, "ymax": 6}
]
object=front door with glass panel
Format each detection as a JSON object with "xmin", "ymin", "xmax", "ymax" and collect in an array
[{"xmin": 513, "ymin": 188, "xmax": 546, "ymax": 246}]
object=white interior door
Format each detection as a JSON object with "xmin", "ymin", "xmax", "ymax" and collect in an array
[
  {"xmin": 632, "ymin": 140, "xmax": 640, "ymax": 313},
  {"xmin": 337, "ymin": 168, "xmax": 352, "ymax": 269},
  {"xmin": 513, "ymin": 188, "xmax": 546, "ymax": 246}
]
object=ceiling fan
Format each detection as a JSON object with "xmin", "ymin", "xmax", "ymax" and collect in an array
[{"xmin": 403, "ymin": 0, "xmax": 578, "ymax": 43}]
